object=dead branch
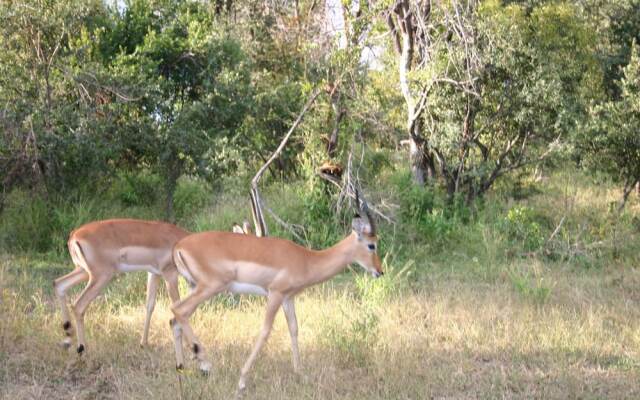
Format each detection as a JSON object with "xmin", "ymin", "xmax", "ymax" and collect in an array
[{"xmin": 249, "ymin": 88, "xmax": 322, "ymax": 236}]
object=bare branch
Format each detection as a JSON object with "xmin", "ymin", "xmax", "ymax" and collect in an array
[{"xmin": 249, "ymin": 88, "xmax": 322, "ymax": 236}]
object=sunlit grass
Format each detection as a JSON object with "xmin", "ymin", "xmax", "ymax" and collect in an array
[
  {"xmin": 1, "ymin": 168, "xmax": 639, "ymax": 399},
  {"xmin": 2, "ymin": 251, "xmax": 639, "ymax": 399}
]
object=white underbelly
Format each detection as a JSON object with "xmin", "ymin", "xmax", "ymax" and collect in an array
[
  {"xmin": 117, "ymin": 263, "xmax": 161, "ymax": 275},
  {"xmin": 227, "ymin": 281, "xmax": 268, "ymax": 296}
]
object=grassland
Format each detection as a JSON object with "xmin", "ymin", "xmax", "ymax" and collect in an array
[{"xmin": 1, "ymin": 170, "xmax": 639, "ymax": 399}]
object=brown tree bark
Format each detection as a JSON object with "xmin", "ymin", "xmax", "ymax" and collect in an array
[{"xmin": 388, "ymin": 0, "xmax": 435, "ymax": 185}]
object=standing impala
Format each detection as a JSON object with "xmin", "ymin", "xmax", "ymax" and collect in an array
[
  {"xmin": 169, "ymin": 197, "xmax": 383, "ymax": 391},
  {"xmin": 53, "ymin": 219, "xmax": 189, "ymax": 354}
]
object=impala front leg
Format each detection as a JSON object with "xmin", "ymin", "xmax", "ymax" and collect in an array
[
  {"xmin": 282, "ymin": 297, "xmax": 301, "ymax": 372},
  {"xmin": 170, "ymin": 283, "xmax": 222, "ymax": 373},
  {"xmin": 53, "ymin": 267, "xmax": 89, "ymax": 349},
  {"xmin": 72, "ymin": 272, "xmax": 112, "ymax": 354},
  {"xmin": 238, "ymin": 291, "xmax": 284, "ymax": 392}
]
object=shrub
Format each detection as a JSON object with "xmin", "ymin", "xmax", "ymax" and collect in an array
[
  {"xmin": 0, "ymin": 190, "xmax": 54, "ymax": 252},
  {"xmin": 174, "ymin": 178, "xmax": 210, "ymax": 222},
  {"xmin": 501, "ymin": 205, "xmax": 546, "ymax": 252},
  {"xmin": 109, "ymin": 171, "xmax": 162, "ymax": 207}
]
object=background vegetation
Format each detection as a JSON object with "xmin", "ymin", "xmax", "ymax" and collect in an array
[{"xmin": 1, "ymin": 0, "xmax": 639, "ymax": 398}]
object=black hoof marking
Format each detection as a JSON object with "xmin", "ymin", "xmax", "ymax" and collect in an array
[
  {"xmin": 192, "ymin": 343, "xmax": 200, "ymax": 354},
  {"xmin": 63, "ymin": 321, "xmax": 71, "ymax": 331},
  {"xmin": 176, "ymin": 364, "xmax": 184, "ymax": 371},
  {"xmin": 200, "ymin": 368, "xmax": 210, "ymax": 377},
  {"xmin": 77, "ymin": 344, "xmax": 85, "ymax": 354}
]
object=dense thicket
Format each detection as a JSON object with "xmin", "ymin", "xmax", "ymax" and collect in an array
[{"xmin": 1, "ymin": 0, "xmax": 639, "ymax": 228}]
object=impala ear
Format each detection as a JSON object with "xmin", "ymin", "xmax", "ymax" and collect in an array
[
  {"xmin": 242, "ymin": 220, "xmax": 252, "ymax": 235},
  {"xmin": 352, "ymin": 217, "xmax": 372, "ymax": 238},
  {"xmin": 232, "ymin": 223, "xmax": 244, "ymax": 234}
]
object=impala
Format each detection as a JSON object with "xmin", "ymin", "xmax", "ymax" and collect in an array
[
  {"xmin": 231, "ymin": 221, "xmax": 253, "ymax": 235},
  {"xmin": 168, "ymin": 197, "xmax": 383, "ymax": 391},
  {"xmin": 53, "ymin": 219, "xmax": 189, "ymax": 354}
]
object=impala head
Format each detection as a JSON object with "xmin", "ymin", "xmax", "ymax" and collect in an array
[{"xmin": 351, "ymin": 190, "xmax": 383, "ymax": 278}]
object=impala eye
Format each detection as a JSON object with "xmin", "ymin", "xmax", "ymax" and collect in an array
[{"xmin": 367, "ymin": 244, "xmax": 376, "ymax": 251}]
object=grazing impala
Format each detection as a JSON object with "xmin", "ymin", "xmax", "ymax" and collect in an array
[
  {"xmin": 53, "ymin": 219, "xmax": 189, "ymax": 354},
  {"xmin": 169, "ymin": 196, "xmax": 383, "ymax": 391}
]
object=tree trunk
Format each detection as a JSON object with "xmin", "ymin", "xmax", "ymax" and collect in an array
[
  {"xmin": 408, "ymin": 136, "xmax": 425, "ymax": 185},
  {"xmin": 618, "ymin": 178, "xmax": 640, "ymax": 213},
  {"xmin": 164, "ymin": 170, "xmax": 179, "ymax": 223},
  {"xmin": 391, "ymin": 0, "xmax": 435, "ymax": 186},
  {"xmin": 407, "ymin": 114, "xmax": 435, "ymax": 185}
]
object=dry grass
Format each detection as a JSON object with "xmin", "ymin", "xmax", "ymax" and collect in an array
[
  {"xmin": 1, "ymin": 255, "xmax": 639, "ymax": 400},
  {"xmin": 1, "ymin": 170, "xmax": 639, "ymax": 399}
]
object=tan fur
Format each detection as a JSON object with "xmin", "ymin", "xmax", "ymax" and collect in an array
[
  {"xmin": 53, "ymin": 219, "xmax": 189, "ymax": 353},
  {"xmin": 169, "ymin": 218, "xmax": 383, "ymax": 392}
]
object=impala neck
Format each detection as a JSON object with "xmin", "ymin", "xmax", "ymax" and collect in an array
[{"xmin": 308, "ymin": 233, "xmax": 358, "ymax": 285}]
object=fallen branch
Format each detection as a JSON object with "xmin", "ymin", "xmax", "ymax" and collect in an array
[{"xmin": 249, "ymin": 88, "xmax": 322, "ymax": 236}]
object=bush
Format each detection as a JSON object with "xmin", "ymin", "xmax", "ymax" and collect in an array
[
  {"xmin": 109, "ymin": 171, "xmax": 162, "ymax": 207},
  {"xmin": 174, "ymin": 178, "xmax": 211, "ymax": 222},
  {"xmin": 501, "ymin": 205, "xmax": 546, "ymax": 252},
  {"xmin": 0, "ymin": 190, "xmax": 54, "ymax": 252},
  {"xmin": 298, "ymin": 179, "xmax": 343, "ymax": 248},
  {"xmin": 393, "ymin": 172, "xmax": 469, "ymax": 249}
]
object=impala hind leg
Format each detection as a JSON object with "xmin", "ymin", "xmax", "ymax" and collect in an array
[
  {"xmin": 53, "ymin": 267, "xmax": 89, "ymax": 348},
  {"xmin": 238, "ymin": 291, "xmax": 284, "ymax": 392},
  {"xmin": 170, "ymin": 283, "xmax": 222, "ymax": 373},
  {"xmin": 162, "ymin": 266, "xmax": 181, "ymax": 305},
  {"xmin": 282, "ymin": 297, "xmax": 301, "ymax": 372},
  {"xmin": 72, "ymin": 272, "xmax": 112, "ymax": 354},
  {"xmin": 141, "ymin": 272, "xmax": 161, "ymax": 347}
]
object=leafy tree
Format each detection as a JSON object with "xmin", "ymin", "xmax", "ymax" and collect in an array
[
  {"xmin": 384, "ymin": 0, "xmax": 601, "ymax": 202},
  {"xmin": 101, "ymin": 1, "xmax": 251, "ymax": 220},
  {"xmin": 0, "ymin": 0, "xmax": 112, "ymax": 203},
  {"xmin": 580, "ymin": 0, "xmax": 640, "ymax": 98},
  {"xmin": 579, "ymin": 41, "xmax": 640, "ymax": 210}
]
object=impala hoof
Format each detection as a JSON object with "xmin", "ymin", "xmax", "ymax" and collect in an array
[
  {"xmin": 237, "ymin": 377, "xmax": 247, "ymax": 391},
  {"xmin": 77, "ymin": 344, "xmax": 85, "ymax": 354},
  {"xmin": 199, "ymin": 361, "xmax": 212, "ymax": 376}
]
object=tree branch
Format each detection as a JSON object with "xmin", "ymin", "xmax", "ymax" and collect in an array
[{"xmin": 249, "ymin": 88, "xmax": 322, "ymax": 236}]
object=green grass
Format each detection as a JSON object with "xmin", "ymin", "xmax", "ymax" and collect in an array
[{"xmin": 1, "ymin": 167, "xmax": 639, "ymax": 399}]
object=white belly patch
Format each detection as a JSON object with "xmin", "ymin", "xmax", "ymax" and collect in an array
[
  {"xmin": 117, "ymin": 263, "xmax": 161, "ymax": 275},
  {"xmin": 227, "ymin": 282, "xmax": 268, "ymax": 296}
]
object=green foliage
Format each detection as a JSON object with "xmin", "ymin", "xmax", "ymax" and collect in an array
[
  {"xmin": 0, "ymin": 191, "xmax": 54, "ymax": 253},
  {"xmin": 508, "ymin": 266, "xmax": 552, "ymax": 305},
  {"xmin": 173, "ymin": 178, "xmax": 210, "ymax": 222},
  {"xmin": 501, "ymin": 206, "xmax": 546, "ymax": 252},
  {"xmin": 298, "ymin": 179, "xmax": 343, "ymax": 248},
  {"xmin": 393, "ymin": 172, "xmax": 472, "ymax": 249},
  {"xmin": 580, "ymin": 0, "xmax": 640, "ymax": 98},
  {"xmin": 110, "ymin": 171, "xmax": 162, "ymax": 207},
  {"xmin": 578, "ymin": 41, "xmax": 640, "ymax": 202}
]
